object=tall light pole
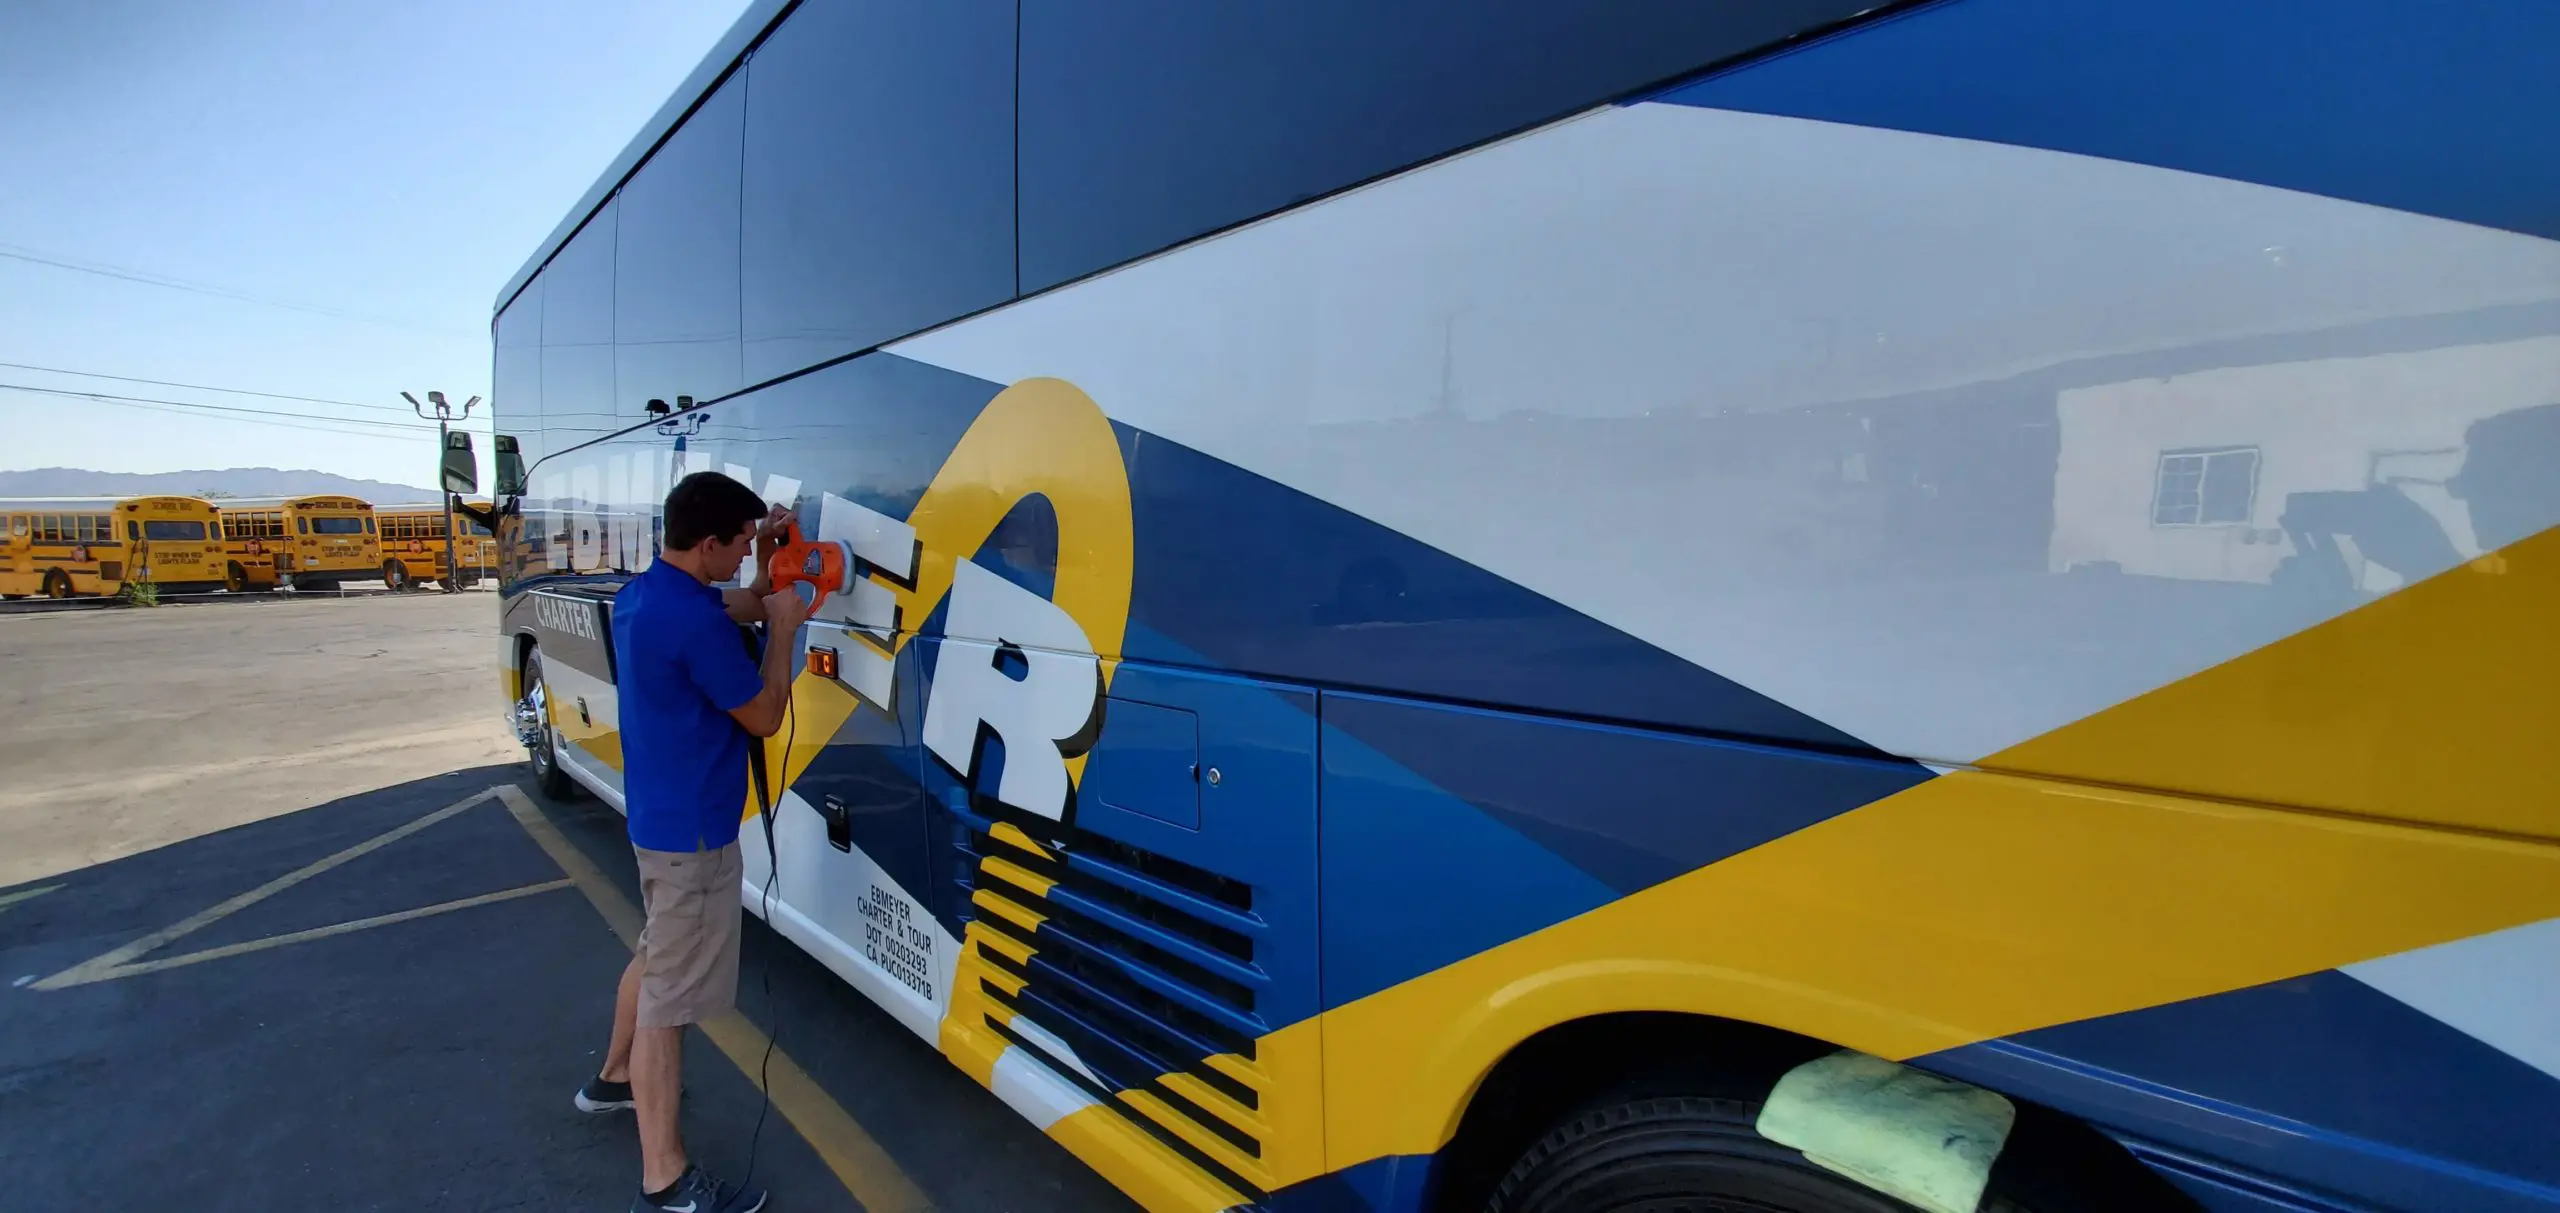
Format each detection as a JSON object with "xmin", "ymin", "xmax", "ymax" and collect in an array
[{"xmin": 404, "ymin": 390, "xmax": 481, "ymax": 593}]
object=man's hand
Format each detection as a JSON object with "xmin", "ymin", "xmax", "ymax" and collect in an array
[
  {"xmin": 731, "ymin": 583, "xmax": 815, "ymax": 739},
  {"xmin": 753, "ymin": 504, "xmax": 796, "ymax": 563},
  {"xmin": 763, "ymin": 586, "xmax": 811, "ymax": 636},
  {"xmin": 738, "ymin": 504, "xmax": 797, "ymax": 599}
]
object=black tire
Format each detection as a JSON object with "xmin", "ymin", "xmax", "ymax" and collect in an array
[
  {"xmin": 42, "ymin": 569, "xmax": 72, "ymax": 600},
  {"xmin": 1487, "ymin": 1093, "xmax": 2027, "ymax": 1213},
  {"xmin": 520, "ymin": 651, "xmax": 580, "ymax": 800},
  {"xmin": 225, "ymin": 562, "xmax": 251, "ymax": 594},
  {"xmin": 438, "ymin": 577, "xmax": 460, "ymax": 593},
  {"xmin": 382, "ymin": 560, "xmax": 409, "ymax": 591}
]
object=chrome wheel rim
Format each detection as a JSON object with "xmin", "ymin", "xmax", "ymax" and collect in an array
[{"xmin": 515, "ymin": 673, "xmax": 550, "ymax": 764}]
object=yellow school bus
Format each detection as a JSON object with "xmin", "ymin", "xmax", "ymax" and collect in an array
[
  {"xmin": 375, "ymin": 499, "xmax": 496, "ymax": 590},
  {"xmin": 0, "ymin": 496, "xmax": 228, "ymax": 598},
  {"xmin": 216, "ymin": 495, "xmax": 379, "ymax": 592}
]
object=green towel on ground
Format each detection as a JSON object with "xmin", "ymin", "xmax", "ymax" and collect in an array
[{"xmin": 1755, "ymin": 1049, "xmax": 2016, "ymax": 1213}]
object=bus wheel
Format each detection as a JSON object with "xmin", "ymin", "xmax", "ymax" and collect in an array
[
  {"xmin": 438, "ymin": 577, "xmax": 460, "ymax": 593},
  {"xmin": 1485, "ymin": 1092, "xmax": 2033, "ymax": 1213},
  {"xmin": 382, "ymin": 560, "xmax": 409, "ymax": 591},
  {"xmin": 42, "ymin": 569, "xmax": 72, "ymax": 599},
  {"xmin": 225, "ymin": 562, "xmax": 251, "ymax": 594},
  {"xmin": 517, "ymin": 651, "xmax": 580, "ymax": 801}
]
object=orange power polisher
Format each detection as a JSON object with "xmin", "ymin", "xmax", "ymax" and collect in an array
[{"xmin": 766, "ymin": 520, "xmax": 856, "ymax": 613}]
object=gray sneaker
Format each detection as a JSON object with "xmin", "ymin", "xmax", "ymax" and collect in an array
[
  {"xmin": 633, "ymin": 1166, "xmax": 766, "ymax": 1213},
  {"xmin": 573, "ymin": 1075, "xmax": 634, "ymax": 1113}
]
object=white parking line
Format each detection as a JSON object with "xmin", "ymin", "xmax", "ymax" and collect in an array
[{"xmin": 35, "ymin": 786, "xmax": 523, "ymax": 990}]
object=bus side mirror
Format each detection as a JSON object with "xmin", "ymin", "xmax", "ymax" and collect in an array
[
  {"xmin": 494, "ymin": 434, "xmax": 526, "ymax": 497},
  {"xmin": 441, "ymin": 431, "xmax": 479, "ymax": 495}
]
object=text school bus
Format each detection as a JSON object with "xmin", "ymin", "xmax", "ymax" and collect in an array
[
  {"xmin": 216, "ymin": 495, "xmax": 380, "ymax": 592},
  {"xmin": 375, "ymin": 499, "xmax": 495, "ymax": 591},
  {"xmin": 488, "ymin": 3, "xmax": 2560, "ymax": 1211},
  {"xmin": 0, "ymin": 496, "xmax": 227, "ymax": 599}
]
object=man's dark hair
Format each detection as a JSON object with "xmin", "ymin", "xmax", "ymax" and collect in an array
[{"xmin": 662, "ymin": 472, "xmax": 768, "ymax": 552}]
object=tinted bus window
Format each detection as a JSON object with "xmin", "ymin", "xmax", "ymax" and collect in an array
[
  {"xmin": 495, "ymin": 275, "xmax": 544, "ymax": 468},
  {"xmin": 1016, "ymin": 0, "xmax": 1878, "ymax": 291},
  {"xmin": 740, "ymin": 0, "xmax": 1015, "ymax": 381},
  {"xmin": 309, "ymin": 517, "xmax": 366, "ymax": 535},
  {"xmin": 617, "ymin": 75, "xmax": 745, "ymax": 405},
  {"xmin": 141, "ymin": 520, "xmax": 207, "ymax": 541},
  {"xmin": 543, "ymin": 200, "xmax": 620, "ymax": 452}
]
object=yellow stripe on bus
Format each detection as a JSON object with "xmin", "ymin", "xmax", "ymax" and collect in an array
[
  {"xmin": 1306, "ymin": 523, "xmax": 2560, "ymax": 1173},
  {"xmin": 1993, "ymin": 521, "xmax": 2560, "ymax": 841}
]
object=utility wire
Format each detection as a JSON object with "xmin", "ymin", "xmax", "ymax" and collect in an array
[
  {"xmin": 13, "ymin": 391, "xmax": 427, "ymax": 442},
  {"xmin": 0, "ymin": 381, "xmax": 444, "ymax": 433},
  {"xmin": 0, "ymin": 359, "xmax": 413, "ymax": 413},
  {"xmin": 77, "ymin": 395, "xmax": 432, "ymax": 443},
  {"xmin": 0, "ymin": 242, "xmax": 475, "ymax": 336}
]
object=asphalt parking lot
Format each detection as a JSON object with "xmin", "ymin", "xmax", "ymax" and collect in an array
[{"xmin": 0, "ymin": 593, "xmax": 1135, "ymax": 1212}]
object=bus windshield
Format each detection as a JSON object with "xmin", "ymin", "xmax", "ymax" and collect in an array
[
  {"xmin": 308, "ymin": 516, "xmax": 366, "ymax": 535},
  {"xmin": 142, "ymin": 520, "xmax": 207, "ymax": 541}
]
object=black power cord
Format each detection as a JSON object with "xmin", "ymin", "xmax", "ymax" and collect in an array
[{"xmin": 737, "ymin": 627, "xmax": 798, "ymax": 1197}]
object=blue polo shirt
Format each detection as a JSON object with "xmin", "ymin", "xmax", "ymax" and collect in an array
[{"xmin": 611, "ymin": 558, "xmax": 763, "ymax": 852}]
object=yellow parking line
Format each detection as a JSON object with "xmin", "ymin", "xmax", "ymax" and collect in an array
[
  {"xmin": 495, "ymin": 784, "xmax": 936, "ymax": 1213},
  {"xmin": 0, "ymin": 883, "xmax": 62, "ymax": 916}
]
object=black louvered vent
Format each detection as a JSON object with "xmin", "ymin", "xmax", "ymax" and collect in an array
[{"xmin": 953, "ymin": 801, "xmax": 1280, "ymax": 1202}]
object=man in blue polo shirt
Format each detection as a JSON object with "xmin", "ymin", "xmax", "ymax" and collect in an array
[{"xmin": 569, "ymin": 471, "xmax": 808, "ymax": 1213}]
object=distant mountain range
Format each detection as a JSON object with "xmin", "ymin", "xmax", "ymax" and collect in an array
[{"xmin": 0, "ymin": 467, "xmax": 441, "ymax": 504}]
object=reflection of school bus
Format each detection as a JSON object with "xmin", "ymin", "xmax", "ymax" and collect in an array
[
  {"xmin": 0, "ymin": 496, "xmax": 227, "ymax": 598},
  {"xmin": 216, "ymin": 495, "xmax": 380, "ymax": 592},
  {"xmin": 376, "ymin": 499, "xmax": 496, "ymax": 590}
]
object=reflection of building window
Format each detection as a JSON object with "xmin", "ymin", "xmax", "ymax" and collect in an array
[{"xmin": 2153, "ymin": 446, "xmax": 2260, "ymax": 525}]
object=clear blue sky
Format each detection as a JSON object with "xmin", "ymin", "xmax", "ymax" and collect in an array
[{"xmin": 0, "ymin": 0, "xmax": 748, "ymax": 487}]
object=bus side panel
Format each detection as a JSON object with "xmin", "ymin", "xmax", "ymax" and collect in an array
[
  {"xmin": 890, "ymin": 67, "xmax": 2560, "ymax": 1213},
  {"xmin": 0, "ymin": 515, "xmax": 29, "ymax": 595},
  {"xmin": 526, "ymin": 589, "xmax": 620, "ymax": 778},
  {"xmin": 1301, "ymin": 681, "xmax": 2560, "ymax": 1211}
]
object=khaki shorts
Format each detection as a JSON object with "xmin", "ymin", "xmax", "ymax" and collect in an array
[{"xmin": 633, "ymin": 843, "xmax": 743, "ymax": 1029}]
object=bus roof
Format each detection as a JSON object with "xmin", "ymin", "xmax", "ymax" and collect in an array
[
  {"xmin": 0, "ymin": 495, "xmax": 217, "ymax": 512},
  {"xmin": 375, "ymin": 498, "xmax": 489, "ymax": 514},
  {"xmin": 494, "ymin": 0, "xmax": 790, "ymax": 318},
  {"xmin": 213, "ymin": 495, "xmax": 378, "ymax": 510}
]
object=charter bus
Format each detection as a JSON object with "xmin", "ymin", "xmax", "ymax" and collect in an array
[
  {"xmin": 375, "ymin": 499, "xmax": 495, "ymax": 591},
  {"xmin": 0, "ymin": 496, "xmax": 227, "ymax": 598},
  {"xmin": 488, "ymin": 3, "xmax": 2560, "ymax": 1210},
  {"xmin": 216, "ymin": 495, "xmax": 379, "ymax": 592}
]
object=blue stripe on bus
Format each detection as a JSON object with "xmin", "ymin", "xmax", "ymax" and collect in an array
[
  {"xmin": 1265, "ymin": 1152, "xmax": 1434, "ymax": 1213},
  {"xmin": 1114, "ymin": 413, "xmax": 1883, "ymax": 753},
  {"xmin": 1322, "ymin": 690, "xmax": 1929, "ymax": 897},
  {"xmin": 1652, "ymin": 0, "xmax": 2560, "ymax": 243},
  {"xmin": 1317, "ymin": 710, "xmax": 1617, "ymax": 1011},
  {"xmin": 1920, "ymin": 971, "xmax": 2560, "ymax": 1210}
]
